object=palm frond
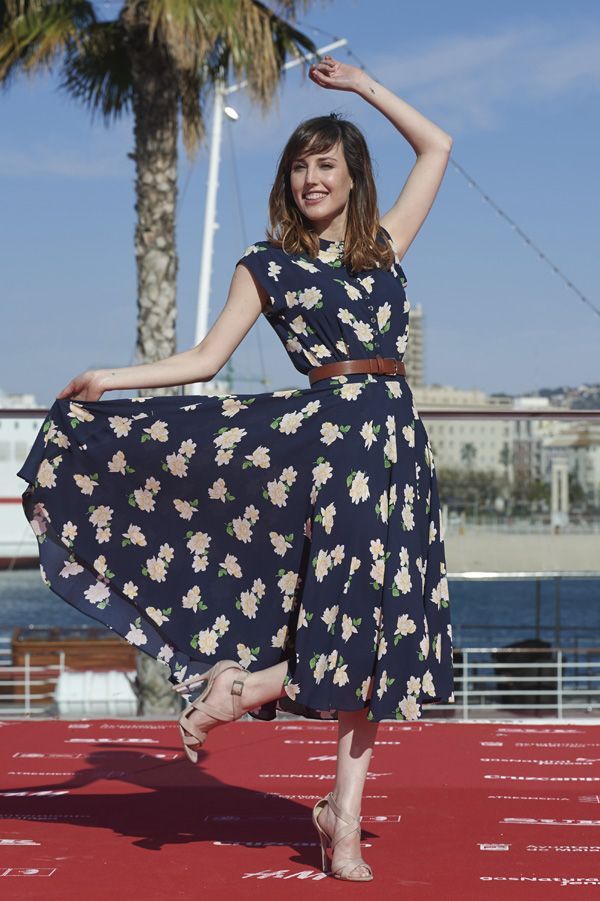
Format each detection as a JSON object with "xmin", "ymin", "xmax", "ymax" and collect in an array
[
  {"xmin": 61, "ymin": 19, "xmax": 134, "ymax": 121},
  {"xmin": 0, "ymin": 0, "xmax": 96, "ymax": 83}
]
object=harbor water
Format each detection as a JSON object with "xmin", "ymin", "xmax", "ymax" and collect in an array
[{"xmin": 1, "ymin": 568, "xmax": 600, "ymax": 652}]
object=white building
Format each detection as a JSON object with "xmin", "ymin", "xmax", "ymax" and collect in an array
[
  {"xmin": 413, "ymin": 384, "xmax": 513, "ymax": 477},
  {"xmin": 404, "ymin": 302, "xmax": 424, "ymax": 387}
]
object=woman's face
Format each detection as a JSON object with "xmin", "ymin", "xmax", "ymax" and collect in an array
[{"xmin": 289, "ymin": 140, "xmax": 353, "ymax": 230}]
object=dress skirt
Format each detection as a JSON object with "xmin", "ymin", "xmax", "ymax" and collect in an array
[{"xmin": 17, "ymin": 370, "xmax": 454, "ymax": 722}]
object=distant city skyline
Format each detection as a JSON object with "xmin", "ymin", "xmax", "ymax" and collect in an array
[{"xmin": 1, "ymin": 0, "xmax": 599, "ymax": 404}]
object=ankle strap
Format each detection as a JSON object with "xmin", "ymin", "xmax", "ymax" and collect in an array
[{"xmin": 327, "ymin": 792, "xmax": 359, "ymax": 828}]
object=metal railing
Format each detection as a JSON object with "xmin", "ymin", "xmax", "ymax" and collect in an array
[
  {"xmin": 0, "ymin": 635, "xmax": 65, "ymax": 716},
  {"xmin": 429, "ymin": 646, "xmax": 600, "ymax": 720},
  {"xmin": 1, "ymin": 640, "xmax": 600, "ymax": 720}
]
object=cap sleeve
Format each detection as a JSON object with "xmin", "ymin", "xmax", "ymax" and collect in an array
[{"xmin": 235, "ymin": 242, "xmax": 284, "ymax": 318}]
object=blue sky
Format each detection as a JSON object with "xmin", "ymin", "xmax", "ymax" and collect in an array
[{"xmin": 1, "ymin": 0, "xmax": 599, "ymax": 404}]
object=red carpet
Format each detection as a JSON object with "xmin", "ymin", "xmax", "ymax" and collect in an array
[{"xmin": 1, "ymin": 719, "xmax": 600, "ymax": 899}]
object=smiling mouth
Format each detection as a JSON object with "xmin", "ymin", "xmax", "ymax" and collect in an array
[{"xmin": 303, "ymin": 192, "xmax": 328, "ymax": 201}]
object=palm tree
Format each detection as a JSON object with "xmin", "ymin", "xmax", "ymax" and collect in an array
[
  {"xmin": 0, "ymin": 0, "xmax": 318, "ymax": 390},
  {"xmin": 460, "ymin": 441, "xmax": 477, "ymax": 470}
]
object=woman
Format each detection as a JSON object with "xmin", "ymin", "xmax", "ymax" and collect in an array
[{"xmin": 18, "ymin": 56, "xmax": 454, "ymax": 881}]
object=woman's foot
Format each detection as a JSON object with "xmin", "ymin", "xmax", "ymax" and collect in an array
[
  {"xmin": 317, "ymin": 794, "xmax": 371, "ymax": 879},
  {"xmin": 184, "ymin": 665, "xmax": 252, "ymax": 742}
]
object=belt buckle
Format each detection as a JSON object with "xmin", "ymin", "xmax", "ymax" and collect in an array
[{"xmin": 393, "ymin": 359, "xmax": 399, "ymax": 376}]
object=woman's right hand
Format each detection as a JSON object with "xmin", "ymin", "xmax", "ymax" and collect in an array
[{"xmin": 56, "ymin": 369, "xmax": 107, "ymax": 402}]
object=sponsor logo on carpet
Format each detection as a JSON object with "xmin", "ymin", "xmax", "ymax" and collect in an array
[
  {"xmin": 241, "ymin": 869, "xmax": 328, "ymax": 880},
  {"xmin": 480, "ymin": 875, "xmax": 600, "ymax": 886},
  {"xmin": 485, "ymin": 775, "xmax": 600, "ymax": 782},
  {"xmin": 0, "ymin": 868, "xmax": 56, "ymax": 877},
  {"xmin": 258, "ymin": 772, "xmax": 391, "ymax": 779},
  {"xmin": 65, "ymin": 737, "xmax": 159, "ymax": 744},
  {"xmin": 479, "ymin": 843, "xmax": 511, "ymax": 851},
  {"xmin": 527, "ymin": 845, "xmax": 600, "ymax": 852},
  {"xmin": 481, "ymin": 757, "xmax": 595, "ymax": 766},
  {"xmin": 0, "ymin": 840, "xmax": 40, "ymax": 846},
  {"xmin": 488, "ymin": 795, "xmax": 570, "ymax": 801},
  {"xmin": 502, "ymin": 818, "xmax": 600, "ymax": 826},
  {"xmin": 0, "ymin": 791, "xmax": 70, "ymax": 797}
]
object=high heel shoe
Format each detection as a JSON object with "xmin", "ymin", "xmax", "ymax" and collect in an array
[
  {"xmin": 172, "ymin": 659, "xmax": 250, "ymax": 763},
  {"xmin": 312, "ymin": 790, "xmax": 373, "ymax": 881}
]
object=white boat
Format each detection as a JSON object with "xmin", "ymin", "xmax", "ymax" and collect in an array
[{"xmin": 0, "ymin": 394, "xmax": 45, "ymax": 568}]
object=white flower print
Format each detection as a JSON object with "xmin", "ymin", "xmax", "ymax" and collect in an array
[
  {"xmin": 126, "ymin": 622, "xmax": 147, "ymax": 647},
  {"xmin": 342, "ymin": 281, "xmax": 362, "ymax": 300},
  {"xmin": 60, "ymin": 560, "xmax": 84, "ymax": 578},
  {"xmin": 268, "ymin": 261, "xmax": 282, "ymax": 281},
  {"xmin": 271, "ymin": 625, "xmax": 288, "ymax": 648},
  {"xmin": 208, "ymin": 478, "xmax": 228, "ymax": 501},
  {"xmin": 348, "ymin": 471, "xmax": 369, "ymax": 504},
  {"xmin": 73, "ymin": 473, "xmax": 98, "ymax": 495},
  {"xmin": 313, "ymin": 654, "xmax": 328, "ymax": 684},
  {"xmin": 84, "ymin": 582, "xmax": 110, "ymax": 606},
  {"xmin": 292, "ymin": 258, "xmax": 319, "ymax": 273},
  {"xmin": 398, "ymin": 695, "xmax": 421, "ymax": 721},
  {"xmin": 402, "ymin": 424, "xmax": 415, "ymax": 447},
  {"xmin": 270, "ymin": 531, "xmax": 292, "ymax": 556},
  {"xmin": 333, "ymin": 664, "xmax": 349, "ymax": 686},
  {"xmin": 360, "ymin": 420, "xmax": 377, "ymax": 449},
  {"xmin": 197, "ymin": 629, "xmax": 219, "ymax": 655},
  {"xmin": 182, "ymin": 586, "xmax": 203, "ymax": 612},
  {"xmin": 166, "ymin": 453, "xmax": 188, "ymax": 478},
  {"xmin": 246, "ymin": 446, "xmax": 271, "ymax": 468},
  {"xmin": 395, "ymin": 614, "xmax": 417, "ymax": 639},
  {"xmin": 312, "ymin": 459, "xmax": 333, "ymax": 488},
  {"xmin": 123, "ymin": 581, "xmax": 138, "ymax": 600},
  {"xmin": 299, "ymin": 287, "xmax": 322, "ymax": 308},
  {"xmin": 376, "ymin": 301, "xmax": 391, "ymax": 327},
  {"xmin": 341, "ymin": 614, "xmax": 358, "ymax": 642},
  {"xmin": 353, "ymin": 321, "xmax": 374, "ymax": 343},
  {"xmin": 61, "ymin": 521, "xmax": 77, "ymax": 543},
  {"xmin": 394, "ymin": 567, "xmax": 412, "ymax": 595},
  {"xmin": 108, "ymin": 450, "xmax": 127, "ymax": 475},
  {"xmin": 339, "ymin": 383, "xmax": 363, "ymax": 402},
  {"xmin": 429, "ymin": 520, "xmax": 437, "ymax": 544},
  {"xmin": 237, "ymin": 643, "xmax": 257, "ymax": 667},
  {"xmin": 143, "ymin": 420, "xmax": 169, "ymax": 442},
  {"xmin": 321, "ymin": 605, "xmax": 339, "ymax": 631},
  {"xmin": 290, "ymin": 315, "xmax": 308, "ymax": 336},
  {"xmin": 173, "ymin": 499, "xmax": 197, "ymax": 520},
  {"xmin": 279, "ymin": 411, "xmax": 304, "ymax": 435},
  {"xmin": 109, "ymin": 416, "xmax": 132, "ymax": 438},
  {"xmin": 37, "ymin": 459, "xmax": 57, "ymax": 489}
]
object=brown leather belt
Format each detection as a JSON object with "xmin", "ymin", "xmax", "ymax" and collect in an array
[{"xmin": 308, "ymin": 355, "xmax": 406, "ymax": 386}]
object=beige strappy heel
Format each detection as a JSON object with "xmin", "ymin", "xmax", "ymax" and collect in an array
[
  {"xmin": 312, "ymin": 790, "xmax": 373, "ymax": 881},
  {"xmin": 171, "ymin": 659, "xmax": 250, "ymax": 763}
]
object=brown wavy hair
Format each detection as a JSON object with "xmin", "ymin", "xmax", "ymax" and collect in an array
[{"xmin": 266, "ymin": 113, "xmax": 394, "ymax": 273}]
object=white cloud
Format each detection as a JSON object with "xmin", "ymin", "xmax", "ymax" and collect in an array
[{"xmin": 371, "ymin": 22, "xmax": 600, "ymax": 132}]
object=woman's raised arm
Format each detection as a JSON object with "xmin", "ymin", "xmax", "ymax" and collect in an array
[
  {"xmin": 56, "ymin": 264, "xmax": 268, "ymax": 401},
  {"xmin": 310, "ymin": 56, "xmax": 453, "ymax": 260}
]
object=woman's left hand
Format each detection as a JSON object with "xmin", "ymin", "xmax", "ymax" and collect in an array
[{"xmin": 309, "ymin": 55, "xmax": 364, "ymax": 93}]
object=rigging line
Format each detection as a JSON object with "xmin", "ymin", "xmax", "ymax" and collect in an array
[
  {"xmin": 341, "ymin": 44, "xmax": 600, "ymax": 323},
  {"xmin": 224, "ymin": 116, "xmax": 270, "ymax": 389},
  {"xmin": 448, "ymin": 158, "xmax": 600, "ymax": 321}
]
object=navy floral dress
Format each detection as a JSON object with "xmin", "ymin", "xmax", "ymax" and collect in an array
[{"xmin": 17, "ymin": 229, "xmax": 455, "ymax": 722}]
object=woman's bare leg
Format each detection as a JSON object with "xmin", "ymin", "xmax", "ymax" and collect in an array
[{"xmin": 317, "ymin": 706, "xmax": 378, "ymax": 877}]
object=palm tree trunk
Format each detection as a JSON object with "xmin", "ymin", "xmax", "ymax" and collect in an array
[{"xmin": 130, "ymin": 42, "xmax": 179, "ymax": 397}]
